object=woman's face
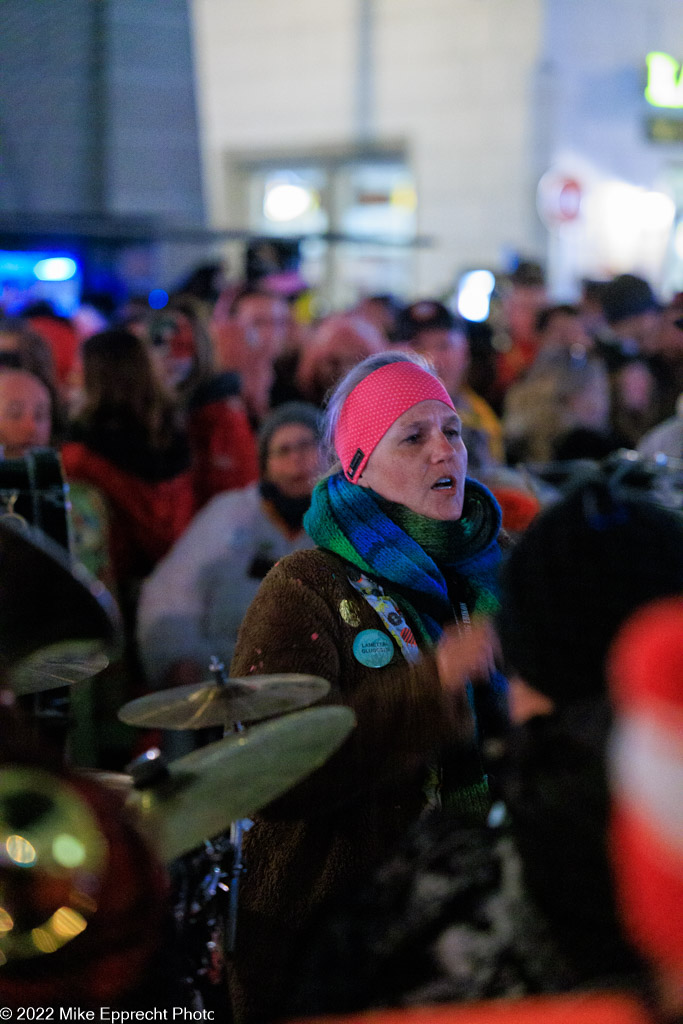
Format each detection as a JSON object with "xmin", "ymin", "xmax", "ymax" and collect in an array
[
  {"xmin": 265, "ymin": 422, "xmax": 322, "ymax": 499},
  {"xmin": 411, "ymin": 328, "xmax": 468, "ymax": 396},
  {"xmin": 359, "ymin": 399, "xmax": 468, "ymax": 520},
  {"xmin": 0, "ymin": 371, "xmax": 52, "ymax": 458}
]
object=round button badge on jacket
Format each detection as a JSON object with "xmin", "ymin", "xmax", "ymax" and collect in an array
[{"xmin": 352, "ymin": 629, "xmax": 394, "ymax": 668}]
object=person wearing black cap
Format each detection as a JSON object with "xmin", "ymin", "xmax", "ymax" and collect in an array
[
  {"xmin": 137, "ymin": 402, "xmax": 323, "ymax": 694},
  {"xmin": 594, "ymin": 274, "xmax": 662, "ymax": 447},
  {"xmin": 288, "ymin": 476, "xmax": 683, "ymax": 1017},
  {"xmin": 597, "ymin": 273, "xmax": 662, "ymax": 361},
  {"xmin": 645, "ymin": 291, "xmax": 683, "ymax": 423},
  {"xmin": 397, "ymin": 300, "xmax": 504, "ymax": 471}
]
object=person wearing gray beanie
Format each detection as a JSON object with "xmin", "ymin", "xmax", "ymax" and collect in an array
[
  {"xmin": 137, "ymin": 401, "xmax": 323, "ymax": 700},
  {"xmin": 257, "ymin": 401, "xmax": 323, "ymax": 475}
]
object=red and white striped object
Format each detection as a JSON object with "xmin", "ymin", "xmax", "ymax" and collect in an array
[{"xmin": 607, "ymin": 597, "xmax": 683, "ymax": 973}]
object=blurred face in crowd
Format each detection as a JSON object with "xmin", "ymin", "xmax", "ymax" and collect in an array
[
  {"xmin": 567, "ymin": 365, "xmax": 611, "ymax": 431},
  {"xmin": 354, "ymin": 297, "xmax": 398, "ymax": 339},
  {"xmin": 233, "ymin": 294, "xmax": 290, "ymax": 360},
  {"xmin": 151, "ymin": 311, "xmax": 197, "ymax": 388},
  {"xmin": 503, "ymin": 284, "xmax": 547, "ymax": 341},
  {"xmin": 265, "ymin": 422, "xmax": 322, "ymax": 499},
  {"xmin": 654, "ymin": 305, "xmax": 683, "ymax": 361},
  {"xmin": 0, "ymin": 331, "xmax": 20, "ymax": 356},
  {"xmin": 304, "ymin": 317, "xmax": 385, "ymax": 400},
  {"xmin": 0, "ymin": 370, "xmax": 52, "ymax": 458},
  {"xmin": 540, "ymin": 310, "xmax": 592, "ymax": 352},
  {"xmin": 359, "ymin": 399, "xmax": 468, "ymax": 521},
  {"xmin": 614, "ymin": 310, "xmax": 662, "ymax": 354},
  {"xmin": 615, "ymin": 361, "xmax": 656, "ymax": 413},
  {"xmin": 410, "ymin": 328, "xmax": 469, "ymax": 397}
]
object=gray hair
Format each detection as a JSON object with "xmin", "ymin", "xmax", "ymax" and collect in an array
[{"xmin": 322, "ymin": 349, "xmax": 437, "ymax": 467}]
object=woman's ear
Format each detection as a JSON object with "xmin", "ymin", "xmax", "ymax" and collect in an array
[{"xmin": 508, "ymin": 674, "xmax": 554, "ymax": 723}]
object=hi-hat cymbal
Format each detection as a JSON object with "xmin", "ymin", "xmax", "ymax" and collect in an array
[
  {"xmin": 118, "ymin": 673, "xmax": 331, "ymax": 730},
  {"xmin": 0, "ymin": 519, "xmax": 121, "ymax": 672},
  {"xmin": 127, "ymin": 704, "xmax": 355, "ymax": 861},
  {"xmin": 10, "ymin": 639, "xmax": 111, "ymax": 695}
]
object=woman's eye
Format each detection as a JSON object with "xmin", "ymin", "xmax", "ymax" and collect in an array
[
  {"xmin": 403, "ymin": 432, "xmax": 421, "ymax": 444},
  {"xmin": 444, "ymin": 427, "xmax": 460, "ymax": 440}
]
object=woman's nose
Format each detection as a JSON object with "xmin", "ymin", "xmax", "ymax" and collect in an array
[{"xmin": 429, "ymin": 432, "xmax": 456, "ymax": 461}]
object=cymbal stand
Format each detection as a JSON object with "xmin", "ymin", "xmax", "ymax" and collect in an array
[
  {"xmin": 207, "ymin": 656, "xmax": 252, "ymax": 954},
  {"xmin": 209, "ymin": 655, "xmax": 248, "ymax": 736},
  {"xmin": 226, "ymin": 816, "xmax": 251, "ymax": 955},
  {"xmin": 172, "ymin": 834, "xmax": 233, "ymax": 1013}
]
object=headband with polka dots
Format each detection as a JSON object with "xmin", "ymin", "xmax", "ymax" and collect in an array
[{"xmin": 334, "ymin": 361, "xmax": 455, "ymax": 482}]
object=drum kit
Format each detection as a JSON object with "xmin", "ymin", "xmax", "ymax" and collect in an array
[
  {"xmin": 521, "ymin": 447, "xmax": 683, "ymax": 511},
  {"xmin": 0, "ymin": 504, "xmax": 355, "ymax": 1011}
]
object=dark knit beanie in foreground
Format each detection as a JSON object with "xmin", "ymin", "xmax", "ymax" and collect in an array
[
  {"xmin": 258, "ymin": 401, "xmax": 323, "ymax": 474},
  {"xmin": 497, "ymin": 478, "xmax": 683, "ymax": 702}
]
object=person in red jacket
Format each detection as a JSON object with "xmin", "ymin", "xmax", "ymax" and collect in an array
[
  {"xmin": 61, "ymin": 328, "xmax": 195, "ymax": 617},
  {"xmin": 145, "ymin": 293, "xmax": 259, "ymax": 509}
]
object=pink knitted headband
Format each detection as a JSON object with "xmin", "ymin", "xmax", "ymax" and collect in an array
[{"xmin": 334, "ymin": 361, "xmax": 455, "ymax": 482}]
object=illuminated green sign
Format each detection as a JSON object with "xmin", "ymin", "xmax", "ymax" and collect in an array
[{"xmin": 645, "ymin": 52, "xmax": 683, "ymax": 108}]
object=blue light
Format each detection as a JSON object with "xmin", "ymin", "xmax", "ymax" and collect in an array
[
  {"xmin": 148, "ymin": 289, "xmax": 169, "ymax": 310},
  {"xmin": 33, "ymin": 257, "xmax": 78, "ymax": 282}
]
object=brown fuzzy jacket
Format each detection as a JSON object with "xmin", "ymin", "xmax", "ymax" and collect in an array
[{"xmin": 228, "ymin": 547, "xmax": 475, "ymax": 1023}]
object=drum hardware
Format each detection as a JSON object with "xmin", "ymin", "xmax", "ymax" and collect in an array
[
  {"xmin": 122, "ymin": 705, "xmax": 353, "ymax": 1009},
  {"xmin": 208, "ymin": 654, "xmax": 229, "ymax": 686},
  {"xmin": 171, "ymin": 833, "xmax": 234, "ymax": 1011},
  {"xmin": 0, "ymin": 762, "xmax": 173, "ymax": 1007},
  {"xmin": 0, "ymin": 491, "xmax": 28, "ymax": 529},
  {"xmin": 76, "ymin": 768, "xmax": 133, "ymax": 795},
  {"xmin": 10, "ymin": 639, "xmax": 112, "ymax": 696},
  {"xmin": 126, "ymin": 746, "xmax": 171, "ymax": 789},
  {"xmin": 208, "ymin": 654, "xmax": 246, "ymax": 735},
  {"xmin": 117, "ymin": 672, "xmax": 331, "ymax": 731},
  {"xmin": 124, "ymin": 704, "xmax": 354, "ymax": 862},
  {"xmin": 116, "ymin": 654, "xmax": 350, "ymax": 1004},
  {"xmin": 0, "ymin": 765, "xmax": 109, "ymax": 966},
  {"xmin": 522, "ymin": 449, "xmax": 683, "ymax": 511},
  {"xmin": 0, "ymin": 448, "xmax": 73, "ymax": 552},
  {"xmin": 0, "ymin": 516, "xmax": 121, "ymax": 771},
  {"xmin": 0, "ymin": 519, "xmax": 120, "ymax": 679},
  {"xmin": 225, "ymin": 816, "xmax": 250, "ymax": 955},
  {"xmin": 27, "ymin": 689, "xmax": 71, "ymax": 719}
]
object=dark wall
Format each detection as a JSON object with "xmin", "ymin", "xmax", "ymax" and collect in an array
[{"xmin": 0, "ymin": 0, "xmax": 205, "ymax": 223}]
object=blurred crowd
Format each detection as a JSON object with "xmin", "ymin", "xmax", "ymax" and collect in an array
[
  {"xmin": 0, "ymin": 258, "xmax": 681, "ymax": 1023},
  {"xmin": 0, "ymin": 261, "xmax": 681, "ymax": 766}
]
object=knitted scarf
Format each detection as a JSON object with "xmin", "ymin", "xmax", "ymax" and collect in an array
[
  {"xmin": 305, "ymin": 472, "xmax": 504, "ymax": 823},
  {"xmin": 304, "ymin": 472, "xmax": 502, "ymax": 642}
]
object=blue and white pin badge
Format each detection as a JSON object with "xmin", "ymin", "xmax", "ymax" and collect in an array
[{"xmin": 353, "ymin": 629, "xmax": 394, "ymax": 668}]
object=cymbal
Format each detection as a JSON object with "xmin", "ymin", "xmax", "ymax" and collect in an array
[
  {"xmin": 10, "ymin": 639, "xmax": 111, "ymax": 695},
  {"xmin": 118, "ymin": 673, "xmax": 331, "ymax": 730},
  {"xmin": 127, "ymin": 704, "xmax": 355, "ymax": 861},
  {"xmin": 0, "ymin": 519, "xmax": 121, "ymax": 671}
]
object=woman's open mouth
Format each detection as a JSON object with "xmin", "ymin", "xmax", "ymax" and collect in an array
[{"xmin": 431, "ymin": 475, "xmax": 456, "ymax": 491}]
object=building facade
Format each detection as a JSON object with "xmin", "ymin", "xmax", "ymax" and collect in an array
[{"xmin": 191, "ymin": 0, "xmax": 683, "ymax": 305}]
